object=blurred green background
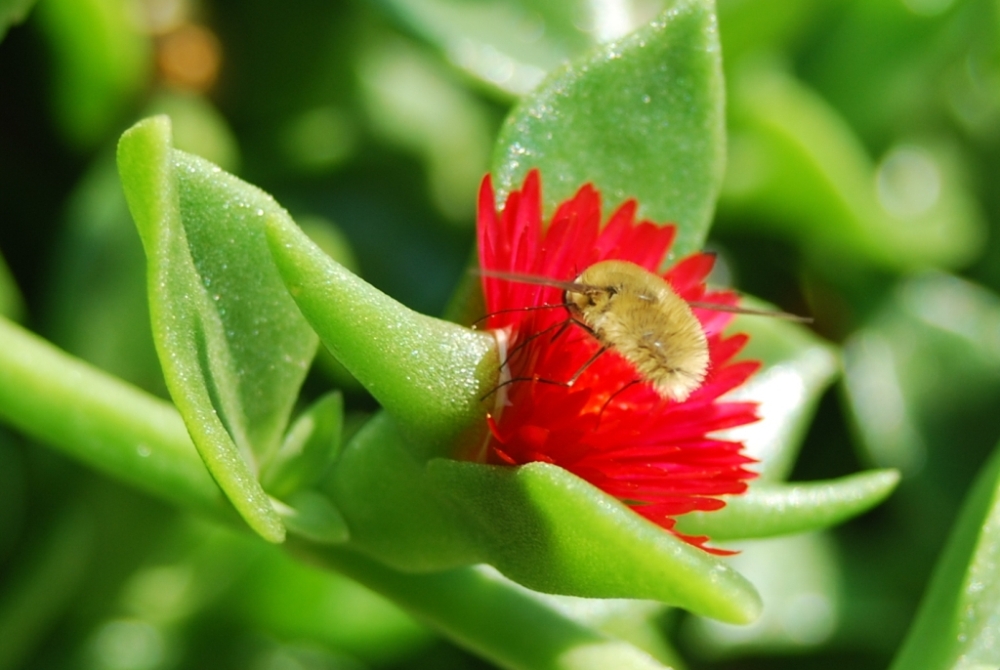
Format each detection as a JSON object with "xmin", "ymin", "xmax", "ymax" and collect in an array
[{"xmin": 2, "ymin": 0, "xmax": 1000, "ymax": 668}]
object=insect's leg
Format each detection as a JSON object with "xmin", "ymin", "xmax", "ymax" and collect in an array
[
  {"xmin": 482, "ymin": 338, "xmax": 604, "ymax": 402},
  {"xmin": 565, "ymin": 345, "xmax": 608, "ymax": 386},
  {"xmin": 481, "ymin": 319, "xmax": 574, "ymax": 402},
  {"xmin": 480, "ymin": 374, "xmax": 576, "ymax": 401},
  {"xmin": 548, "ymin": 318, "xmax": 574, "ymax": 343},
  {"xmin": 471, "ymin": 302, "xmax": 571, "ymax": 329},
  {"xmin": 480, "ymin": 318, "xmax": 604, "ymax": 402},
  {"xmin": 500, "ymin": 319, "xmax": 569, "ymax": 369},
  {"xmin": 596, "ymin": 379, "xmax": 641, "ymax": 424}
]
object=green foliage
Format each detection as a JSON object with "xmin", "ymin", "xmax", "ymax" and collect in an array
[
  {"xmin": 0, "ymin": 253, "xmax": 22, "ymax": 322},
  {"xmin": 494, "ymin": 0, "xmax": 726, "ymax": 257},
  {"xmin": 891, "ymin": 441, "xmax": 1000, "ymax": 670},
  {"xmin": 0, "ymin": 0, "xmax": 34, "ymax": 41},
  {"xmin": 676, "ymin": 470, "xmax": 900, "ymax": 541},
  {"xmin": 720, "ymin": 61, "xmax": 984, "ymax": 273},
  {"xmin": 428, "ymin": 458, "xmax": 761, "ymax": 623},
  {"xmin": 4, "ymin": 0, "xmax": 1000, "ymax": 667},
  {"xmin": 0, "ymin": 317, "xmax": 226, "ymax": 516},
  {"xmin": 265, "ymin": 209, "xmax": 496, "ymax": 456},
  {"xmin": 118, "ymin": 117, "xmax": 318, "ymax": 542},
  {"xmin": 35, "ymin": 0, "xmax": 149, "ymax": 147}
]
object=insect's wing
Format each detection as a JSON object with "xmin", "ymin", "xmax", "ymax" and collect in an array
[{"xmin": 687, "ymin": 301, "xmax": 813, "ymax": 323}]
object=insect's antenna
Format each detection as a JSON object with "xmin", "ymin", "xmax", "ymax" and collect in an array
[
  {"xmin": 688, "ymin": 301, "xmax": 813, "ymax": 323},
  {"xmin": 471, "ymin": 268, "xmax": 590, "ymax": 294},
  {"xmin": 470, "ymin": 302, "xmax": 571, "ymax": 329}
]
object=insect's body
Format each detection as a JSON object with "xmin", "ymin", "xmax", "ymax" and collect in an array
[
  {"xmin": 477, "ymin": 258, "xmax": 807, "ymax": 403},
  {"xmin": 566, "ymin": 260, "xmax": 709, "ymax": 402}
]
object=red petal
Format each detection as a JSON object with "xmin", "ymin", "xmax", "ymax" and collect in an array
[
  {"xmin": 475, "ymin": 171, "xmax": 761, "ymax": 554},
  {"xmin": 666, "ymin": 252, "xmax": 716, "ymax": 294}
]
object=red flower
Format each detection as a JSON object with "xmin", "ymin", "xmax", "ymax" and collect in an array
[{"xmin": 476, "ymin": 170, "xmax": 760, "ymax": 553}]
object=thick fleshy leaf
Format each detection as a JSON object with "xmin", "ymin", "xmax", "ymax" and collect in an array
[
  {"xmin": 720, "ymin": 63, "xmax": 984, "ymax": 272},
  {"xmin": 375, "ymin": 0, "xmax": 596, "ymax": 96},
  {"xmin": 45, "ymin": 94, "xmax": 240, "ymax": 397},
  {"xmin": 262, "ymin": 392, "xmax": 343, "ymax": 500},
  {"xmin": 890, "ymin": 442, "xmax": 1000, "ymax": 670},
  {"xmin": 357, "ymin": 36, "xmax": 493, "ymax": 221},
  {"xmin": 265, "ymin": 210, "xmax": 496, "ymax": 456},
  {"xmin": 684, "ymin": 533, "xmax": 842, "ymax": 656},
  {"xmin": 427, "ymin": 459, "xmax": 762, "ymax": 624},
  {"xmin": 0, "ymin": 252, "xmax": 23, "ymax": 322},
  {"xmin": 493, "ymin": 0, "xmax": 725, "ymax": 257},
  {"xmin": 36, "ymin": 0, "xmax": 149, "ymax": 147},
  {"xmin": 326, "ymin": 412, "xmax": 480, "ymax": 571},
  {"xmin": 843, "ymin": 273, "xmax": 1000, "ymax": 476},
  {"xmin": 0, "ymin": 0, "xmax": 34, "ymax": 41},
  {"xmin": 147, "ymin": 91, "xmax": 242, "ymax": 172},
  {"xmin": 326, "ymin": 410, "xmax": 759, "ymax": 622},
  {"xmin": 43, "ymin": 156, "xmax": 166, "ymax": 396},
  {"xmin": 272, "ymin": 490, "xmax": 349, "ymax": 545},
  {"xmin": 721, "ymin": 307, "xmax": 840, "ymax": 481},
  {"xmin": 118, "ymin": 116, "xmax": 319, "ymax": 543},
  {"xmin": 675, "ymin": 470, "xmax": 900, "ymax": 541}
]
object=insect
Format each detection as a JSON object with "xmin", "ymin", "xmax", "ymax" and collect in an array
[{"xmin": 478, "ymin": 259, "xmax": 809, "ymax": 402}]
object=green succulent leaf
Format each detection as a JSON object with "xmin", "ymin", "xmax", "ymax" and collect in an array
[
  {"xmin": 684, "ymin": 532, "xmax": 842, "ymax": 656},
  {"xmin": 721, "ymin": 62, "xmax": 984, "ymax": 273},
  {"xmin": 427, "ymin": 458, "xmax": 762, "ymax": 624},
  {"xmin": 327, "ymin": 411, "xmax": 759, "ymax": 623},
  {"xmin": 890, "ymin": 442, "xmax": 1000, "ymax": 670},
  {"xmin": 118, "ymin": 116, "xmax": 320, "ymax": 543},
  {"xmin": 327, "ymin": 412, "xmax": 480, "ymax": 572},
  {"xmin": 273, "ymin": 490, "xmax": 349, "ymax": 545},
  {"xmin": 843, "ymin": 272, "xmax": 1000, "ymax": 476},
  {"xmin": 46, "ymin": 94, "xmax": 241, "ymax": 397},
  {"xmin": 262, "ymin": 392, "xmax": 344, "ymax": 500},
  {"xmin": 0, "ymin": 0, "xmax": 34, "ymax": 43},
  {"xmin": 725, "ymin": 306, "xmax": 840, "ymax": 481},
  {"xmin": 0, "ymin": 252, "xmax": 23, "ymax": 322},
  {"xmin": 676, "ymin": 470, "xmax": 900, "ymax": 541},
  {"xmin": 375, "ymin": 0, "xmax": 596, "ymax": 97},
  {"xmin": 265, "ymin": 210, "xmax": 497, "ymax": 456},
  {"xmin": 36, "ymin": 0, "xmax": 150, "ymax": 147},
  {"xmin": 493, "ymin": 0, "xmax": 726, "ymax": 258}
]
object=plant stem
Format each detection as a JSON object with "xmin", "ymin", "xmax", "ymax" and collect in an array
[
  {"xmin": 302, "ymin": 544, "xmax": 669, "ymax": 670},
  {"xmin": 0, "ymin": 316, "xmax": 228, "ymax": 518}
]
